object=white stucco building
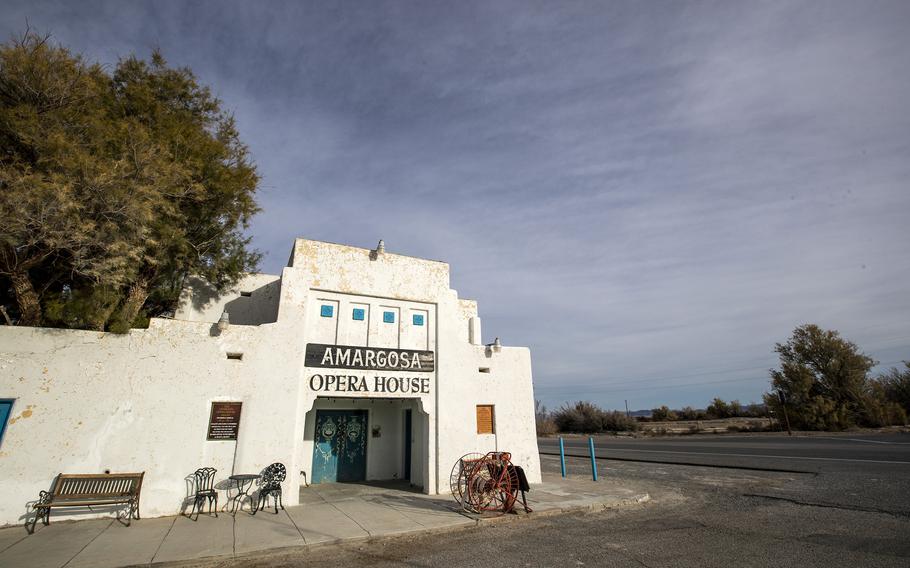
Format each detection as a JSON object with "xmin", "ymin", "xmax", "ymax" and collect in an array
[{"xmin": 0, "ymin": 238, "xmax": 540, "ymax": 526}]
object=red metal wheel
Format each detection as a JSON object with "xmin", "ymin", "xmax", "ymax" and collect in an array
[{"xmin": 464, "ymin": 452, "xmax": 514, "ymax": 513}]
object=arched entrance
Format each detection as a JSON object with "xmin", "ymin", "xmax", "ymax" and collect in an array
[{"xmin": 302, "ymin": 397, "xmax": 430, "ymax": 489}]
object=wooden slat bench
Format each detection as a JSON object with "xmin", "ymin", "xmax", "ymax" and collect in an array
[{"xmin": 30, "ymin": 472, "xmax": 144, "ymax": 533}]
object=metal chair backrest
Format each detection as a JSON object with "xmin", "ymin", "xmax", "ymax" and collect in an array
[
  {"xmin": 194, "ymin": 468, "xmax": 217, "ymax": 493},
  {"xmin": 260, "ymin": 463, "xmax": 286, "ymax": 486}
]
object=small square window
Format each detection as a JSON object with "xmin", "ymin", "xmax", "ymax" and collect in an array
[
  {"xmin": 352, "ymin": 308, "xmax": 365, "ymax": 321},
  {"xmin": 412, "ymin": 314, "xmax": 424, "ymax": 326},
  {"xmin": 383, "ymin": 311, "xmax": 395, "ymax": 324},
  {"xmin": 320, "ymin": 305, "xmax": 334, "ymax": 318}
]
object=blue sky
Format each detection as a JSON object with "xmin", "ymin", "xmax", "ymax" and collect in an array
[{"xmin": 4, "ymin": 1, "xmax": 908, "ymax": 411}]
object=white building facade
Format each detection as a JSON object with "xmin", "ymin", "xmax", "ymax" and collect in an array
[{"xmin": 0, "ymin": 238, "xmax": 540, "ymax": 526}]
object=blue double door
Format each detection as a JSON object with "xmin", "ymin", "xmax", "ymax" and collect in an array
[{"xmin": 312, "ymin": 410, "xmax": 368, "ymax": 483}]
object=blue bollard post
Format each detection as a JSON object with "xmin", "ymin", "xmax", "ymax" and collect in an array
[
  {"xmin": 589, "ymin": 437, "xmax": 598, "ymax": 481},
  {"xmin": 559, "ymin": 437, "xmax": 567, "ymax": 478}
]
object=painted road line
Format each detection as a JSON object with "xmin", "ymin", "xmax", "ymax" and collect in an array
[{"xmin": 813, "ymin": 437, "xmax": 910, "ymax": 445}]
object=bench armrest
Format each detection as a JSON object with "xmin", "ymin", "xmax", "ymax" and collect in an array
[{"xmin": 35, "ymin": 490, "xmax": 51, "ymax": 508}]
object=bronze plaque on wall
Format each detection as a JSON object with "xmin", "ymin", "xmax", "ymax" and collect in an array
[{"xmin": 207, "ymin": 402, "xmax": 242, "ymax": 440}]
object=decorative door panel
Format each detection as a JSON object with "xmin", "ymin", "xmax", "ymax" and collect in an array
[{"xmin": 311, "ymin": 410, "xmax": 368, "ymax": 483}]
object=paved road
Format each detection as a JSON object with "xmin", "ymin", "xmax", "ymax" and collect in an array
[{"xmin": 539, "ymin": 432, "xmax": 910, "ymax": 473}]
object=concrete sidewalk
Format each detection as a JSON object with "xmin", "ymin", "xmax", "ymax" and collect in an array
[{"xmin": 0, "ymin": 476, "xmax": 649, "ymax": 568}]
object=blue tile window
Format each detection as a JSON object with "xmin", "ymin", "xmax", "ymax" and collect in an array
[
  {"xmin": 352, "ymin": 308, "xmax": 365, "ymax": 321},
  {"xmin": 0, "ymin": 400, "xmax": 13, "ymax": 448},
  {"xmin": 383, "ymin": 311, "xmax": 396, "ymax": 324},
  {"xmin": 320, "ymin": 304, "xmax": 334, "ymax": 318},
  {"xmin": 413, "ymin": 314, "xmax": 425, "ymax": 326}
]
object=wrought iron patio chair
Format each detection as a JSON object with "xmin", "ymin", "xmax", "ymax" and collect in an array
[
  {"xmin": 254, "ymin": 463, "xmax": 286, "ymax": 514},
  {"xmin": 189, "ymin": 467, "xmax": 218, "ymax": 520}
]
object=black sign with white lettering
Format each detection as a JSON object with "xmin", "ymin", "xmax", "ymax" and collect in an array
[{"xmin": 305, "ymin": 343, "xmax": 434, "ymax": 373}]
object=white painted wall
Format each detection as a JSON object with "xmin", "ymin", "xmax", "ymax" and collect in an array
[
  {"xmin": 176, "ymin": 273, "xmax": 281, "ymax": 325},
  {"xmin": 0, "ymin": 319, "xmax": 305, "ymax": 527},
  {"xmin": 0, "ymin": 238, "xmax": 540, "ymax": 528}
]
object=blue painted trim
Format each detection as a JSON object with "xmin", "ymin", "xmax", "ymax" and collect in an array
[
  {"xmin": 0, "ymin": 399, "xmax": 13, "ymax": 448},
  {"xmin": 383, "ymin": 311, "xmax": 395, "ymax": 324},
  {"xmin": 352, "ymin": 308, "xmax": 365, "ymax": 321},
  {"xmin": 320, "ymin": 304, "xmax": 334, "ymax": 318},
  {"xmin": 412, "ymin": 314, "xmax": 424, "ymax": 326}
]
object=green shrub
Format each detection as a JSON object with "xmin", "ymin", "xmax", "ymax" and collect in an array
[
  {"xmin": 651, "ymin": 406, "xmax": 677, "ymax": 421},
  {"xmin": 552, "ymin": 401, "xmax": 638, "ymax": 433}
]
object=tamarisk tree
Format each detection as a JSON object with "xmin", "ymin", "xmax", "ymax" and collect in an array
[
  {"xmin": 765, "ymin": 324, "xmax": 877, "ymax": 430},
  {"xmin": 0, "ymin": 32, "xmax": 259, "ymax": 331}
]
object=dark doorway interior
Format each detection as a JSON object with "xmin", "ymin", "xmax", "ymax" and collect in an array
[{"xmin": 403, "ymin": 409, "xmax": 412, "ymax": 482}]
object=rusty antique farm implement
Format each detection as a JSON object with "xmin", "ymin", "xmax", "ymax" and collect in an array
[{"xmin": 450, "ymin": 452, "xmax": 531, "ymax": 514}]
